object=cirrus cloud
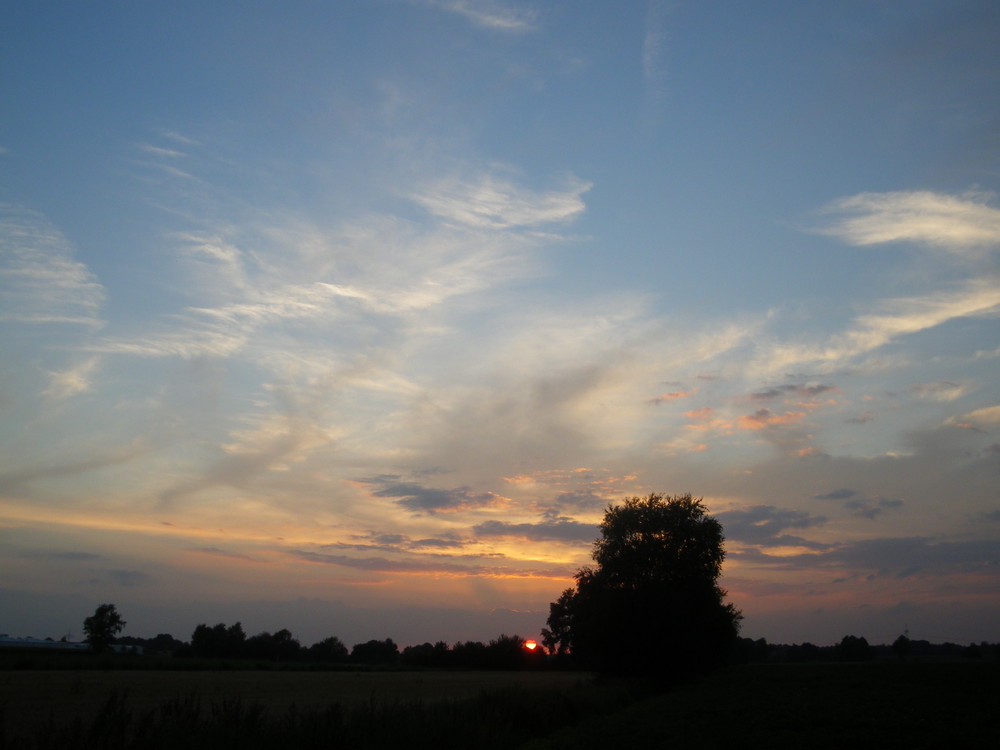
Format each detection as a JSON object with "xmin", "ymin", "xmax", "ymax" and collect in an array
[
  {"xmin": 819, "ymin": 190, "xmax": 1000, "ymax": 258},
  {"xmin": 0, "ymin": 205, "xmax": 106, "ymax": 329}
]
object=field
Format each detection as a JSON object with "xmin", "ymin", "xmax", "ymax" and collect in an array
[
  {"xmin": 527, "ymin": 660, "xmax": 999, "ymax": 750},
  {"xmin": 1, "ymin": 661, "xmax": 997, "ymax": 749},
  {"xmin": 0, "ymin": 669, "xmax": 586, "ymax": 738}
]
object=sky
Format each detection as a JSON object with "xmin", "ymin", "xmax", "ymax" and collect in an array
[{"xmin": 2, "ymin": 0, "xmax": 999, "ymax": 650}]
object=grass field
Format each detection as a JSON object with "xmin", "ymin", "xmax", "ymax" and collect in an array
[
  {"xmin": 0, "ymin": 669, "xmax": 589, "ymax": 739},
  {"xmin": 1, "ymin": 661, "xmax": 996, "ymax": 749},
  {"xmin": 526, "ymin": 661, "xmax": 1000, "ymax": 750}
]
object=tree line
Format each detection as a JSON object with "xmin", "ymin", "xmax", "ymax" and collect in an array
[{"xmin": 108, "ymin": 623, "xmax": 546, "ymax": 669}]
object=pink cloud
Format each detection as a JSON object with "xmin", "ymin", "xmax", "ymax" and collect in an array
[{"xmin": 738, "ymin": 408, "xmax": 807, "ymax": 430}]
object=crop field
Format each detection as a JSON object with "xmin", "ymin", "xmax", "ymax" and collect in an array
[
  {"xmin": 527, "ymin": 661, "xmax": 1000, "ymax": 750},
  {"xmin": 1, "ymin": 661, "xmax": 996, "ymax": 749},
  {"xmin": 0, "ymin": 669, "xmax": 588, "ymax": 739}
]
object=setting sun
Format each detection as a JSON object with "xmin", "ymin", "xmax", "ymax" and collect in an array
[{"xmin": 524, "ymin": 640, "xmax": 538, "ymax": 651}]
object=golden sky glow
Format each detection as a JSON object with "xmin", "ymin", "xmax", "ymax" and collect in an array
[{"xmin": 2, "ymin": 1, "xmax": 999, "ymax": 648}]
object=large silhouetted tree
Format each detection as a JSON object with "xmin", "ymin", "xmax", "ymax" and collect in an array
[
  {"xmin": 83, "ymin": 603, "xmax": 126, "ymax": 653},
  {"xmin": 544, "ymin": 493, "xmax": 741, "ymax": 677}
]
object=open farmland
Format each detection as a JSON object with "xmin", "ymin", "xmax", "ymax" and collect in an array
[
  {"xmin": 2, "ymin": 661, "xmax": 998, "ymax": 749},
  {"xmin": 0, "ymin": 668, "xmax": 588, "ymax": 740},
  {"xmin": 526, "ymin": 661, "xmax": 1000, "ymax": 750}
]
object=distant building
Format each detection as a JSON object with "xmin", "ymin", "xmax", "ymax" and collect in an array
[{"xmin": 0, "ymin": 634, "xmax": 90, "ymax": 651}]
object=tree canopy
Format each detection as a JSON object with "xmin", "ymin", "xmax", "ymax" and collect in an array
[
  {"xmin": 543, "ymin": 493, "xmax": 741, "ymax": 677},
  {"xmin": 83, "ymin": 603, "xmax": 126, "ymax": 653}
]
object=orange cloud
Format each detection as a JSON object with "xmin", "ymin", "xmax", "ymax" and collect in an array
[
  {"xmin": 502, "ymin": 474, "xmax": 536, "ymax": 485},
  {"xmin": 683, "ymin": 407, "xmax": 715, "ymax": 419},
  {"xmin": 681, "ymin": 407, "xmax": 735, "ymax": 436},
  {"xmin": 738, "ymin": 408, "xmax": 806, "ymax": 430}
]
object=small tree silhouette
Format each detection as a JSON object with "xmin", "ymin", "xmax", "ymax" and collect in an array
[{"xmin": 83, "ymin": 603, "xmax": 126, "ymax": 653}]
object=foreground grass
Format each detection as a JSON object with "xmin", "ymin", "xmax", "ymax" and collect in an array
[
  {"xmin": 0, "ymin": 670, "xmax": 629, "ymax": 750},
  {"xmin": 525, "ymin": 661, "xmax": 999, "ymax": 750},
  {"xmin": 2, "ymin": 661, "xmax": 995, "ymax": 749},
  {"xmin": 0, "ymin": 669, "xmax": 586, "ymax": 734}
]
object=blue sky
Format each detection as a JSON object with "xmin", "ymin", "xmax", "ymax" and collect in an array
[{"xmin": 2, "ymin": 0, "xmax": 999, "ymax": 648}]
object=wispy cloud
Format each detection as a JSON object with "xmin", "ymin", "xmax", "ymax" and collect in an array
[
  {"xmin": 948, "ymin": 404, "xmax": 1000, "ymax": 428},
  {"xmin": 909, "ymin": 380, "xmax": 969, "ymax": 402},
  {"xmin": 190, "ymin": 546, "xmax": 265, "ymax": 563},
  {"xmin": 157, "ymin": 413, "xmax": 328, "ymax": 507},
  {"xmin": 747, "ymin": 536, "xmax": 1000, "ymax": 579},
  {"xmin": 642, "ymin": 0, "xmax": 670, "ymax": 122},
  {"xmin": 844, "ymin": 497, "xmax": 904, "ymax": 520},
  {"xmin": 813, "ymin": 488, "xmax": 904, "ymax": 520},
  {"xmin": 715, "ymin": 505, "xmax": 828, "ymax": 546},
  {"xmin": 757, "ymin": 276, "xmax": 1000, "ymax": 374},
  {"xmin": 411, "ymin": 173, "xmax": 590, "ymax": 229},
  {"xmin": 750, "ymin": 383, "xmax": 838, "ymax": 401},
  {"xmin": 43, "ymin": 357, "xmax": 101, "ymax": 401},
  {"xmin": 647, "ymin": 389, "xmax": 697, "ymax": 405},
  {"xmin": 0, "ymin": 205, "xmax": 106, "ymax": 329},
  {"xmin": 819, "ymin": 190, "xmax": 1000, "ymax": 258},
  {"xmin": 137, "ymin": 143, "xmax": 186, "ymax": 159},
  {"xmin": 93, "ymin": 169, "xmax": 588, "ymax": 362},
  {"xmin": 473, "ymin": 516, "xmax": 597, "ymax": 543},
  {"xmin": 365, "ymin": 475, "xmax": 505, "ymax": 513},
  {"xmin": 421, "ymin": 0, "xmax": 539, "ymax": 32},
  {"xmin": 814, "ymin": 488, "xmax": 858, "ymax": 501},
  {"xmin": 738, "ymin": 409, "xmax": 807, "ymax": 430},
  {"xmin": 752, "ymin": 190, "xmax": 1000, "ymax": 377},
  {"xmin": 0, "ymin": 445, "xmax": 149, "ymax": 495}
]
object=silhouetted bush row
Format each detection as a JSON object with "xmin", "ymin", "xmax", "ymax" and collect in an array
[
  {"xmin": 732, "ymin": 634, "xmax": 1000, "ymax": 663},
  {"xmin": 105, "ymin": 628, "xmax": 1000, "ymax": 671},
  {"xmin": 119, "ymin": 625, "xmax": 549, "ymax": 669}
]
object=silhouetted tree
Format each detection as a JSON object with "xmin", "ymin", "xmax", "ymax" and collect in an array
[
  {"xmin": 545, "ymin": 493, "xmax": 741, "ymax": 677},
  {"xmin": 83, "ymin": 603, "xmax": 126, "ymax": 653},
  {"xmin": 350, "ymin": 638, "xmax": 399, "ymax": 665},
  {"xmin": 837, "ymin": 634, "xmax": 873, "ymax": 661},
  {"xmin": 116, "ymin": 633, "xmax": 184, "ymax": 655},
  {"xmin": 734, "ymin": 636, "xmax": 770, "ymax": 663},
  {"xmin": 190, "ymin": 622, "xmax": 247, "ymax": 658},
  {"xmin": 309, "ymin": 636, "xmax": 349, "ymax": 663},
  {"xmin": 400, "ymin": 641, "xmax": 452, "ymax": 668},
  {"xmin": 783, "ymin": 642, "xmax": 823, "ymax": 662},
  {"xmin": 541, "ymin": 589, "xmax": 574, "ymax": 657},
  {"xmin": 484, "ymin": 634, "xmax": 528, "ymax": 670},
  {"xmin": 961, "ymin": 642, "xmax": 983, "ymax": 659},
  {"xmin": 246, "ymin": 629, "xmax": 301, "ymax": 661},
  {"xmin": 892, "ymin": 634, "xmax": 911, "ymax": 661},
  {"xmin": 451, "ymin": 640, "xmax": 488, "ymax": 669},
  {"xmin": 401, "ymin": 642, "xmax": 435, "ymax": 667}
]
